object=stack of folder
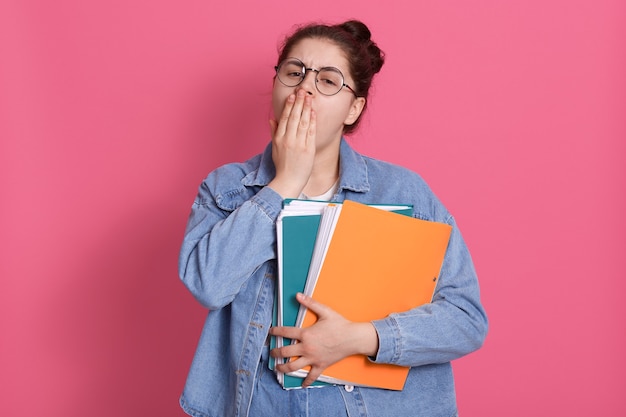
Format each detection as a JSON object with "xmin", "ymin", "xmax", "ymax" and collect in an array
[{"xmin": 270, "ymin": 199, "xmax": 452, "ymax": 390}]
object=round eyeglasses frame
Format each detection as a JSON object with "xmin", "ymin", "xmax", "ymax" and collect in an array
[{"xmin": 275, "ymin": 58, "xmax": 358, "ymax": 97}]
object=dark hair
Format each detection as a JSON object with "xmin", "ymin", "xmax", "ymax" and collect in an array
[{"xmin": 277, "ymin": 20, "xmax": 385, "ymax": 134}]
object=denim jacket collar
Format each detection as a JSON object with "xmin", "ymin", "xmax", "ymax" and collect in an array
[{"xmin": 241, "ymin": 138, "xmax": 370, "ymax": 194}]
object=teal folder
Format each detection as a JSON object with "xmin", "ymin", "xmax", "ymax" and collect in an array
[{"xmin": 272, "ymin": 213, "xmax": 327, "ymax": 388}]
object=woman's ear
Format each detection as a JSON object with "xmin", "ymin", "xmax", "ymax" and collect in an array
[{"xmin": 344, "ymin": 97, "xmax": 366, "ymax": 126}]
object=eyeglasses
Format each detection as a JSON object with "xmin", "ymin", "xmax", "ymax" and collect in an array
[{"xmin": 275, "ymin": 58, "xmax": 358, "ymax": 97}]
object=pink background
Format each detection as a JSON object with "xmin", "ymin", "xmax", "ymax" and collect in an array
[{"xmin": 1, "ymin": 0, "xmax": 624, "ymax": 415}]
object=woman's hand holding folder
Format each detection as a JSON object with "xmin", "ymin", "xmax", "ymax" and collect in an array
[{"xmin": 269, "ymin": 292, "xmax": 379, "ymax": 388}]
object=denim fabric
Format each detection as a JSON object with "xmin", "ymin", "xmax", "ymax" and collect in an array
[
  {"xmin": 248, "ymin": 347, "xmax": 350, "ymax": 417},
  {"xmin": 178, "ymin": 139, "xmax": 487, "ymax": 417}
]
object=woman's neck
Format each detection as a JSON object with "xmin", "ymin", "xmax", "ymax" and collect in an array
[{"xmin": 302, "ymin": 141, "xmax": 340, "ymax": 197}]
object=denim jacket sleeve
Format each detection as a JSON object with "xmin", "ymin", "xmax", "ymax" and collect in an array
[
  {"xmin": 371, "ymin": 213, "xmax": 488, "ymax": 367},
  {"xmin": 178, "ymin": 166, "xmax": 283, "ymax": 310}
]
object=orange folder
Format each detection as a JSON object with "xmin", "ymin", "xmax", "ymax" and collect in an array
[{"xmin": 297, "ymin": 200, "xmax": 452, "ymax": 390}]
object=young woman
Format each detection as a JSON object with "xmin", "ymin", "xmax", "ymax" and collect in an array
[{"xmin": 178, "ymin": 20, "xmax": 487, "ymax": 417}]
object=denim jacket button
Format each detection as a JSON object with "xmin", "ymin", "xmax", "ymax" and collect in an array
[{"xmin": 344, "ymin": 385, "xmax": 354, "ymax": 392}]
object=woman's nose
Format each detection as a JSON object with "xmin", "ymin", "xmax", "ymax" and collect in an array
[{"xmin": 296, "ymin": 71, "xmax": 316, "ymax": 95}]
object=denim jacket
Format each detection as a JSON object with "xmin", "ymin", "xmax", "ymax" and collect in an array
[{"xmin": 178, "ymin": 139, "xmax": 488, "ymax": 417}]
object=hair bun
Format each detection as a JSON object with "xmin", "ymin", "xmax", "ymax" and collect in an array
[
  {"xmin": 338, "ymin": 20, "xmax": 372, "ymax": 42},
  {"xmin": 337, "ymin": 20, "xmax": 384, "ymax": 74}
]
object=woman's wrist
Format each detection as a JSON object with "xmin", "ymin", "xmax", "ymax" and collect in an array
[
  {"xmin": 349, "ymin": 322, "xmax": 379, "ymax": 357},
  {"xmin": 267, "ymin": 178, "xmax": 304, "ymax": 200}
]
